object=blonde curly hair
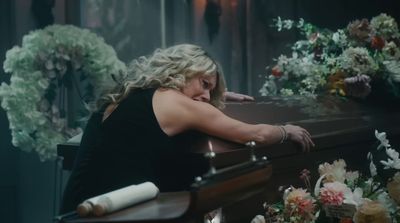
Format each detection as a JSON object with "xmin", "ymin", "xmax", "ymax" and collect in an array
[{"xmin": 101, "ymin": 44, "xmax": 226, "ymax": 109}]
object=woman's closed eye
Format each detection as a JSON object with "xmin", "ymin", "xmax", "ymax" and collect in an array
[{"xmin": 202, "ymin": 80, "xmax": 211, "ymax": 89}]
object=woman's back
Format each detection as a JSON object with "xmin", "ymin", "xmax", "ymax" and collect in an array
[
  {"xmin": 60, "ymin": 88, "xmax": 207, "ymax": 213},
  {"xmin": 60, "ymin": 43, "xmax": 314, "ymax": 213}
]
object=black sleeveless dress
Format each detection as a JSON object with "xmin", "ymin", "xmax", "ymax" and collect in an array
[{"xmin": 60, "ymin": 88, "xmax": 208, "ymax": 213}]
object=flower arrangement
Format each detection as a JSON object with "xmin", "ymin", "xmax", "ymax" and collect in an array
[
  {"xmin": 251, "ymin": 130, "xmax": 400, "ymax": 223},
  {"xmin": 0, "ymin": 25, "xmax": 126, "ymax": 161},
  {"xmin": 259, "ymin": 14, "xmax": 400, "ymax": 100}
]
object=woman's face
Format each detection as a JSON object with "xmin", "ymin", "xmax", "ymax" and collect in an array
[{"xmin": 182, "ymin": 74, "xmax": 217, "ymax": 103}]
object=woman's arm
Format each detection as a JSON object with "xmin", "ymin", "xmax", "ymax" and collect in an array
[{"xmin": 153, "ymin": 89, "xmax": 314, "ymax": 151}]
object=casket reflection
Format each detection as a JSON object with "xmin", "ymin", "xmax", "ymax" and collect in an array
[{"xmin": 57, "ymin": 96, "xmax": 400, "ymax": 223}]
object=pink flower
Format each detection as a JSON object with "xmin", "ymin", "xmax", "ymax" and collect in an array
[
  {"xmin": 284, "ymin": 188, "xmax": 316, "ymax": 221},
  {"xmin": 319, "ymin": 182, "xmax": 350, "ymax": 205}
]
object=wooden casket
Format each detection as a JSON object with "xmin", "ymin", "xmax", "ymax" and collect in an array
[{"xmin": 57, "ymin": 96, "xmax": 400, "ymax": 223}]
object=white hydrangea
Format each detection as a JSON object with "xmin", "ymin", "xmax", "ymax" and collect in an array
[{"xmin": 0, "ymin": 24, "xmax": 127, "ymax": 161}]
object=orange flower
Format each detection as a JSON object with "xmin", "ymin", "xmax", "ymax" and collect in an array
[
  {"xmin": 340, "ymin": 218, "xmax": 353, "ymax": 223},
  {"xmin": 271, "ymin": 65, "xmax": 283, "ymax": 77},
  {"xmin": 327, "ymin": 71, "xmax": 347, "ymax": 96},
  {"xmin": 284, "ymin": 188, "xmax": 316, "ymax": 221},
  {"xmin": 353, "ymin": 200, "xmax": 391, "ymax": 223},
  {"xmin": 371, "ymin": 36, "xmax": 385, "ymax": 50}
]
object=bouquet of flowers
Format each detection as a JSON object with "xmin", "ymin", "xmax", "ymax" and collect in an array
[
  {"xmin": 259, "ymin": 14, "xmax": 400, "ymax": 100},
  {"xmin": 251, "ymin": 130, "xmax": 400, "ymax": 223}
]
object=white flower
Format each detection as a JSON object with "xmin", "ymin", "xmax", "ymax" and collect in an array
[
  {"xmin": 377, "ymin": 191, "xmax": 398, "ymax": 214},
  {"xmin": 331, "ymin": 30, "xmax": 347, "ymax": 47},
  {"xmin": 332, "ymin": 32, "xmax": 340, "ymax": 43},
  {"xmin": 344, "ymin": 187, "xmax": 364, "ymax": 207},
  {"xmin": 380, "ymin": 148, "xmax": 400, "ymax": 169},
  {"xmin": 296, "ymin": 18, "xmax": 305, "ymax": 28},
  {"xmin": 345, "ymin": 171, "xmax": 360, "ymax": 185},
  {"xmin": 283, "ymin": 20, "xmax": 294, "ymax": 30},
  {"xmin": 318, "ymin": 159, "xmax": 347, "ymax": 183},
  {"xmin": 280, "ymin": 88, "xmax": 294, "ymax": 96},
  {"xmin": 259, "ymin": 79, "xmax": 278, "ymax": 96},
  {"xmin": 375, "ymin": 130, "xmax": 391, "ymax": 150},
  {"xmin": 386, "ymin": 148, "xmax": 400, "ymax": 161},
  {"xmin": 275, "ymin": 16, "xmax": 283, "ymax": 31},
  {"xmin": 250, "ymin": 215, "xmax": 266, "ymax": 223},
  {"xmin": 323, "ymin": 181, "xmax": 350, "ymax": 193},
  {"xmin": 383, "ymin": 60, "xmax": 400, "ymax": 83},
  {"xmin": 364, "ymin": 178, "xmax": 381, "ymax": 193},
  {"xmin": 338, "ymin": 47, "xmax": 379, "ymax": 76},
  {"xmin": 370, "ymin": 161, "xmax": 377, "ymax": 177}
]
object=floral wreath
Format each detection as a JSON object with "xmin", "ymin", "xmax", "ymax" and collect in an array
[{"xmin": 0, "ymin": 25, "xmax": 126, "ymax": 161}]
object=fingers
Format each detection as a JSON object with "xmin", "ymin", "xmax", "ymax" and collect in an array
[
  {"xmin": 302, "ymin": 133, "xmax": 314, "ymax": 152},
  {"xmin": 302, "ymin": 129, "xmax": 315, "ymax": 149},
  {"xmin": 224, "ymin": 92, "xmax": 255, "ymax": 102},
  {"xmin": 241, "ymin": 94, "xmax": 255, "ymax": 101},
  {"xmin": 299, "ymin": 137, "xmax": 308, "ymax": 152},
  {"xmin": 302, "ymin": 129, "xmax": 312, "ymax": 138},
  {"xmin": 284, "ymin": 125, "xmax": 314, "ymax": 152}
]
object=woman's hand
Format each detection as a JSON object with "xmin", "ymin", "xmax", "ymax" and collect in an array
[
  {"xmin": 224, "ymin": 91, "xmax": 254, "ymax": 102},
  {"xmin": 283, "ymin": 124, "xmax": 315, "ymax": 152}
]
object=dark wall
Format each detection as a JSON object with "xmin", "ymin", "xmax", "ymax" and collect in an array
[
  {"xmin": 1, "ymin": 0, "xmax": 16, "ymax": 219},
  {"xmin": 80, "ymin": 0, "xmax": 163, "ymax": 63},
  {"xmin": 0, "ymin": 0, "xmax": 18, "ymax": 222},
  {"xmin": 1, "ymin": 1, "xmax": 60, "ymax": 223}
]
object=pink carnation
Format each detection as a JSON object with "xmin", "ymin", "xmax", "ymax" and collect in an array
[
  {"xmin": 319, "ymin": 182, "xmax": 350, "ymax": 205},
  {"xmin": 284, "ymin": 188, "xmax": 316, "ymax": 221}
]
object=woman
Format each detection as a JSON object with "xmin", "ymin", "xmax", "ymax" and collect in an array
[{"xmin": 61, "ymin": 44, "xmax": 314, "ymax": 213}]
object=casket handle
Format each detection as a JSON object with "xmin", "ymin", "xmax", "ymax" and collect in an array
[{"xmin": 245, "ymin": 141, "xmax": 257, "ymax": 162}]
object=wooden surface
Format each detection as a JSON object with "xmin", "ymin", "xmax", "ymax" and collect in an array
[
  {"xmin": 57, "ymin": 96, "xmax": 400, "ymax": 222},
  {"xmin": 57, "ymin": 160, "xmax": 272, "ymax": 223},
  {"xmin": 58, "ymin": 192, "xmax": 190, "ymax": 223}
]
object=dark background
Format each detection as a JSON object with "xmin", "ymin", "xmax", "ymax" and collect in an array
[{"xmin": 1, "ymin": 1, "xmax": 399, "ymax": 222}]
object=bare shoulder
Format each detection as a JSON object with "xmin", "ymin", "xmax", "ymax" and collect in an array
[
  {"xmin": 153, "ymin": 88, "xmax": 222, "ymax": 136},
  {"xmin": 154, "ymin": 88, "xmax": 214, "ymax": 111},
  {"xmin": 154, "ymin": 88, "xmax": 186, "ymax": 101},
  {"xmin": 152, "ymin": 88, "xmax": 195, "ymax": 136},
  {"xmin": 153, "ymin": 88, "xmax": 191, "ymax": 110}
]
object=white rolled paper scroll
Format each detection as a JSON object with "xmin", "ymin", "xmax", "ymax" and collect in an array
[{"xmin": 76, "ymin": 182, "xmax": 159, "ymax": 217}]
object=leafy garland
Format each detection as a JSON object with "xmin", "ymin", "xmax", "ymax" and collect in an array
[{"xmin": 0, "ymin": 25, "xmax": 126, "ymax": 161}]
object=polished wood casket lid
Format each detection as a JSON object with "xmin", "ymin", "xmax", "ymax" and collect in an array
[
  {"xmin": 175, "ymin": 96, "xmax": 400, "ymax": 168},
  {"xmin": 58, "ymin": 95, "xmax": 400, "ymax": 169}
]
